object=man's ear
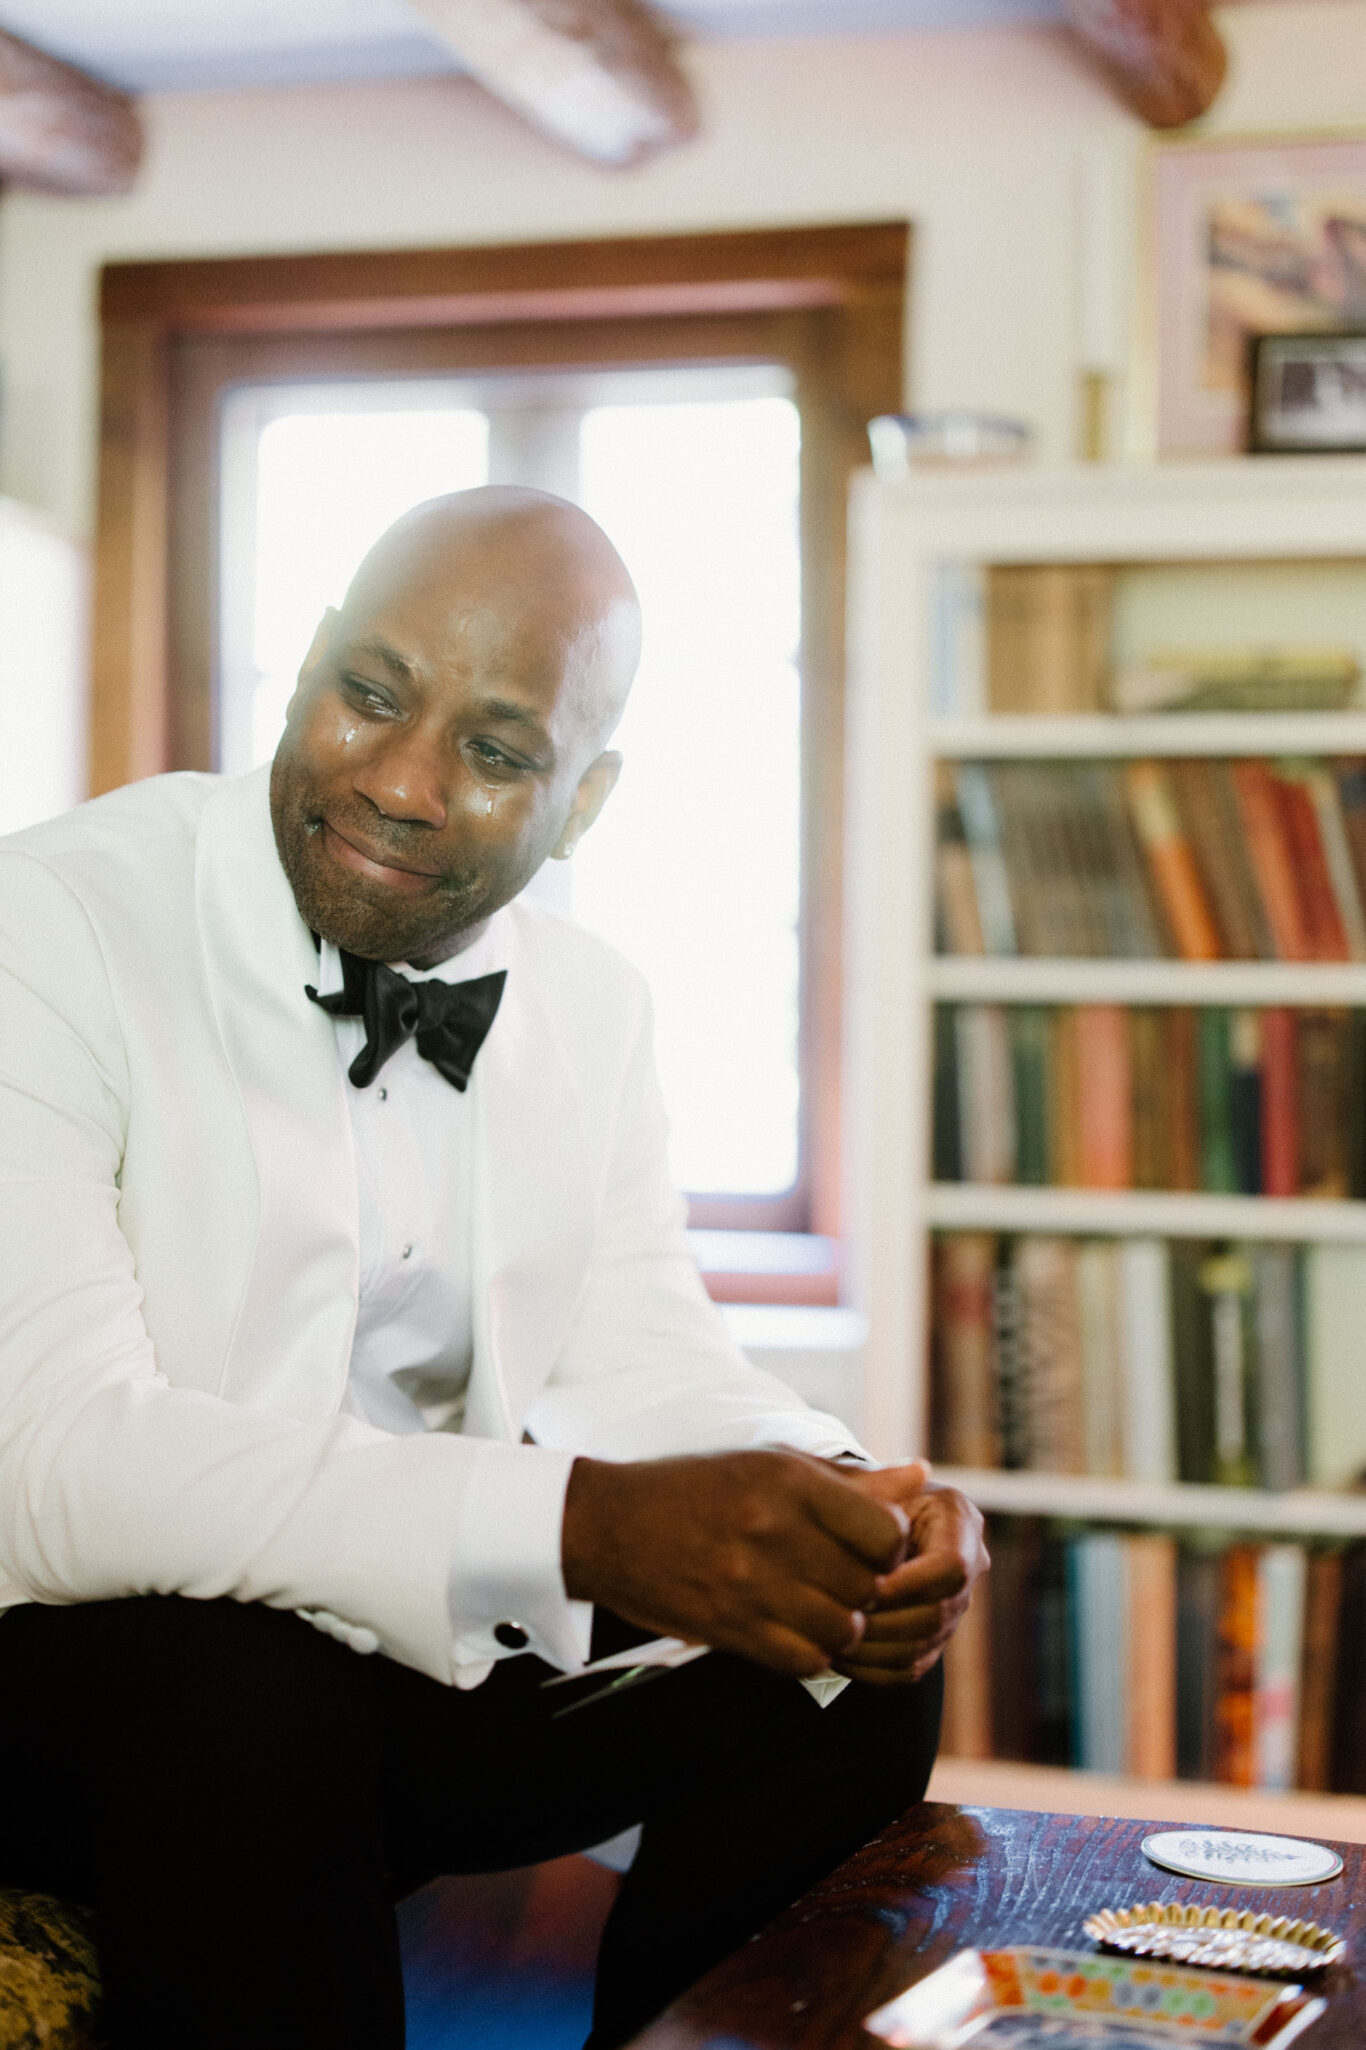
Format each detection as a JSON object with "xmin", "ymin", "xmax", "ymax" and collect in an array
[
  {"xmin": 552, "ymin": 752, "xmax": 622, "ymax": 860},
  {"xmin": 284, "ymin": 609, "xmax": 338, "ymax": 715}
]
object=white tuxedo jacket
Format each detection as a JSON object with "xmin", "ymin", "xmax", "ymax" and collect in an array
[{"xmin": 0, "ymin": 767, "xmax": 857, "ymax": 1685}]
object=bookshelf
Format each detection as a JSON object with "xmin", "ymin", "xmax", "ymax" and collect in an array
[
  {"xmin": 844, "ymin": 455, "xmax": 1366, "ymax": 1502},
  {"xmin": 843, "ymin": 456, "xmax": 1366, "ymax": 1790}
]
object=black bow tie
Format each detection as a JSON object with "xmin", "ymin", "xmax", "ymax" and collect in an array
[{"xmin": 306, "ymin": 950, "xmax": 506, "ymax": 1092}]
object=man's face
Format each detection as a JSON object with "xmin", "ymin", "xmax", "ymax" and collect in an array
[{"xmin": 269, "ymin": 540, "xmax": 624, "ymax": 966}]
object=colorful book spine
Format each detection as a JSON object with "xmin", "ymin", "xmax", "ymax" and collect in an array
[
  {"xmin": 1296, "ymin": 1549, "xmax": 1343, "ymax": 1792},
  {"xmin": 1118, "ymin": 1237, "xmax": 1176, "ymax": 1484},
  {"xmin": 1259, "ymin": 1007, "xmax": 1299, "ymax": 1198},
  {"xmin": 1231, "ymin": 760, "xmax": 1316, "ymax": 961},
  {"xmin": 1069, "ymin": 1531, "xmax": 1127, "ymax": 1774},
  {"xmin": 1255, "ymin": 1543, "xmax": 1306, "ymax": 1792},
  {"xmin": 1125, "ymin": 761, "xmax": 1222, "ymax": 961},
  {"xmin": 1198, "ymin": 1009, "xmax": 1236, "ymax": 1194},
  {"xmin": 1214, "ymin": 1543, "xmax": 1260, "ymax": 1787},
  {"xmin": 953, "ymin": 763, "xmax": 1016, "ymax": 957},
  {"xmin": 1075, "ymin": 1006, "xmax": 1133, "ymax": 1190},
  {"xmin": 932, "ymin": 1232, "xmax": 1001, "ymax": 1468},
  {"xmin": 1126, "ymin": 1534, "xmax": 1178, "ymax": 1781},
  {"xmin": 954, "ymin": 1005, "xmax": 1016, "ymax": 1185}
]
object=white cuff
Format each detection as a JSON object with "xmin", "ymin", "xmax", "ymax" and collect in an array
[{"xmin": 447, "ymin": 1440, "xmax": 593, "ymax": 1689}]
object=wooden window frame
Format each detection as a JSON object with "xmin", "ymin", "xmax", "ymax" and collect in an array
[{"xmin": 94, "ymin": 224, "xmax": 907, "ymax": 1260}]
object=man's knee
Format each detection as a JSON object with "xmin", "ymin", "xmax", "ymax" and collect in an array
[{"xmin": 7, "ymin": 1595, "xmax": 374, "ymax": 1778}]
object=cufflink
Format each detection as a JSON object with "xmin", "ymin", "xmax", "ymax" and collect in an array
[{"xmin": 494, "ymin": 1621, "xmax": 530, "ymax": 1650}]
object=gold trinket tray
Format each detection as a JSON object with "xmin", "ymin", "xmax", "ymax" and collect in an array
[{"xmin": 1085, "ymin": 1902, "xmax": 1345, "ymax": 1977}]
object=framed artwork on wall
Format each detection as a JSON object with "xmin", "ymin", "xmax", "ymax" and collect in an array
[{"xmin": 1152, "ymin": 133, "xmax": 1366, "ymax": 456}]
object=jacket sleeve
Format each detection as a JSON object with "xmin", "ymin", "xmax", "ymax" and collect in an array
[
  {"xmin": 523, "ymin": 977, "xmax": 868, "ymax": 1464},
  {"xmin": 0, "ymin": 851, "xmax": 574, "ymax": 1685}
]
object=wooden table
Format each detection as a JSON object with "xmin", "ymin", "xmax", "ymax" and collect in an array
[{"xmin": 631, "ymin": 1803, "xmax": 1366, "ymax": 2048}]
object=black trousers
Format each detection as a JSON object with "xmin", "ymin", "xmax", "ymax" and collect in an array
[{"xmin": 0, "ymin": 1595, "xmax": 941, "ymax": 2050}]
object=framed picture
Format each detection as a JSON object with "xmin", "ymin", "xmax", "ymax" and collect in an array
[
  {"xmin": 1152, "ymin": 133, "xmax": 1366, "ymax": 455},
  {"xmin": 1250, "ymin": 330, "xmax": 1366, "ymax": 451}
]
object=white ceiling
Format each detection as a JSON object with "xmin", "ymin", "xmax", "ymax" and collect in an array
[{"xmin": 0, "ymin": 0, "xmax": 1062, "ymax": 94}]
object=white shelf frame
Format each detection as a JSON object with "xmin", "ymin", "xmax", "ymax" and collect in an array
[
  {"xmin": 843, "ymin": 456, "xmax": 1366, "ymax": 1466},
  {"xmin": 927, "ymin": 958, "xmax": 1366, "ymax": 1005},
  {"xmin": 926, "ymin": 1184, "xmax": 1366, "ymax": 1243},
  {"xmin": 934, "ymin": 1467, "xmax": 1366, "ymax": 1538},
  {"xmin": 930, "ymin": 713, "xmax": 1366, "ymax": 758}
]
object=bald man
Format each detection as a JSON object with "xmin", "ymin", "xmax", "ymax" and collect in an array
[{"xmin": 0, "ymin": 489, "xmax": 985, "ymax": 2050}]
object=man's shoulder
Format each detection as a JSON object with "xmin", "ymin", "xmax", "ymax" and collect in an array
[
  {"xmin": 0, "ymin": 772, "xmax": 222, "ymax": 883},
  {"xmin": 506, "ymin": 896, "xmax": 647, "ymax": 1005}
]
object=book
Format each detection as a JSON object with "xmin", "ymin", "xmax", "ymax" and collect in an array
[
  {"xmin": 1108, "ymin": 646, "xmax": 1359, "ymax": 715},
  {"xmin": 1085, "ymin": 763, "xmax": 1163, "ymax": 957},
  {"xmin": 954, "ymin": 763, "xmax": 1017, "ymax": 957},
  {"xmin": 1177, "ymin": 1542, "xmax": 1223, "ymax": 1780},
  {"xmin": 1302, "ymin": 760, "xmax": 1366, "ymax": 960},
  {"xmin": 1197, "ymin": 1009, "xmax": 1237, "ymax": 1194},
  {"xmin": 1255, "ymin": 1543, "xmax": 1306, "ymax": 1791},
  {"xmin": 992, "ymin": 1244, "xmax": 1029, "ymax": 1471},
  {"xmin": 1016, "ymin": 1236, "xmax": 1085, "ymax": 1475},
  {"xmin": 1334, "ymin": 759, "xmax": 1366, "ymax": 923},
  {"xmin": 1350, "ymin": 1012, "xmax": 1366, "ymax": 1199},
  {"xmin": 1296, "ymin": 1008, "xmax": 1350, "ymax": 1198},
  {"xmin": 1303, "ymin": 1245, "xmax": 1366, "ymax": 1489},
  {"xmin": 1034, "ymin": 1529, "xmax": 1074, "ymax": 1767},
  {"xmin": 1331, "ymin": 1543, "xmax": 1366, "ymax": 1794},
  {"xmin": 1069, "ymin": 1531, "xmax": 1127, "ymax": 1773},
  {"xmin": 1228, "ymin": 1009, "xmax": 1263, "ymax": 1196},
  {"xmin": 1253, "ymin": 1243, "xmax": 1306, "ymax": 1492},
  {"xmin": 1010, "ymin": 1007, "xmax": 1051, "ymax": 1186},
  {"xmin": 1259, "ymin": 1006, "xmax": 1299, "ymax": 1199},
  {"xmin": 1049, "ymin": 1008, "xmax": 1083, "ymax": 1187},
  {"xmin": 932, "ymin": 1005, "xmax": 962, "ymax": 1182},
  {"xmin": 1074, "ymin": 1006, "xmax": 1133, "ymax": 1189},
  {"xmin": 1117, "ymin": 1237, "xmax": 1177, "ymax": 1484},
  {"xmin": 933, "ymin": 1232, "xmax": 1001, "ymax": 1468},
  {"xmin": 1076, "ymin": 1238, "xmax": 1124, "ymax": 1479},
  {"xmin": 934, "ymin": 765, "xmax": 986, "ymax": 953},
  {"xmin": 1200, "ymin": 1246, "xmax": 1257, "ymax": 1489},
  {"xmin": 1126, "ymin": 1533, "xmax": 1178, "ymax": 1781},
  {"xmin": 955, "ymin": 1005, "xmax": 1016, "ymax": 1185},
  {"xmin": 987, "ymin": 564, "xmax": 1113, "ymax": 715},
  {"xmin": 989, "ymin": 1516, "xmax": 1042, "ymax": 1759},
  {"xmin": 1170, "ymin": 759, "xmax": 1274, "ymax": 960},
  {"xmin": 990, "ymin": 763, "xmax": 1091, "ymax": 955},
  {"xmin": 1296, "ymin": 1548, "xmax": 1343, "ymax": 1792},
  {"xmin": 1214, "ymin": 1542, "xmax": 1260, "ymax": 1787},
  {"xmin": 940, "ymin": 1572, "xmax": 994, "ymax": 1759},
  {"xmin": 1231, "ymin": 760, "xmax": 1316, "ymax": 960},
  {"xmin": 1168, "ymin": 1239, "xmax": 1218, "ymax": 1485},
  {"xmin": 1164, "ymin": 1007, "xmax": 1202, "ymax": 1191},
  {"xmin": 1125, "ymin": 760, "xmax": 1223, "ymax": 960},
  {"xmin": 1129, "ymin": 1009, "xmax": 1166, "ymax": 1191},
  {"xmin": 1270, "ymin": 761, "xmax": 1350, "ymax": 962}
]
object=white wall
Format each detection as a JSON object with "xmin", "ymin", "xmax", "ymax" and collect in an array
[{"xmin": 4, "ymin": 1, "xmax": 1364, "ymax": 548}]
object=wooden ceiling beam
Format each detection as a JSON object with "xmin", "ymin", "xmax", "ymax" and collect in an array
[
  {"xmin": 405, "ymin": 0, "xmax": 698, "ymax": 166},
  {"xmin": 1062, "ymin": 0, "xmax": 1227, "ymax": 128},
  {"xmin": 0, "ymin": 27, "xmax": 141, "ymax": 195}
]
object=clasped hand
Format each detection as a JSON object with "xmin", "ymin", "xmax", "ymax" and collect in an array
[{"xmin": 561, "ymin": 1449, "xmax": 988, "ymax": 1687}]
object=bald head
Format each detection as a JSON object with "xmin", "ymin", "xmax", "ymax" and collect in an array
[
  {"xmin": 269, "ymin": 485, "xmax": 640, "ymax": 966},
  {"xmin": 340, "ymin": 486, "xmax": 641, "ymax": 754}
]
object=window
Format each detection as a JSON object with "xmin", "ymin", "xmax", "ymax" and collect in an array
[
  {"xmin": 219, "ymin": 365, "xmax": 803, "ymax": 1205},
  {"xmin": 96, "ymin": 226, "xmax": 908, "ymax": 1287}
]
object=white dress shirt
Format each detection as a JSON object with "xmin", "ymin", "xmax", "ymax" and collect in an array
[{"xmin": 315, "ymin": 918, "xmax": 592, "ymax": 1686}]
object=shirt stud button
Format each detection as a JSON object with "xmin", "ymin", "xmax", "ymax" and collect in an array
[
  {"xmin": 401, "ymin": 1243, "xmax": 413, "ymax": 1260},
  {"xmin": 494, "ymin": 1621, "xmax": 529, "ymax": 1650},
  {"xmin": 378, "ymin": 1086, "xmax": 388, "ymax": 1101}
]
